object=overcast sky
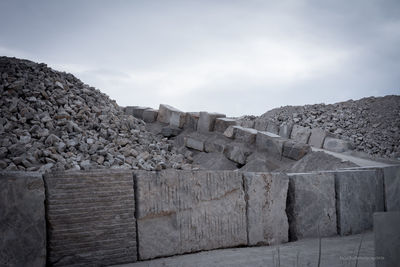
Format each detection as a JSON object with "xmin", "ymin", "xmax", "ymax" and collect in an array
[{"xmin": 1, "ymin": 0, "xmax": 399, "ymax": 116}]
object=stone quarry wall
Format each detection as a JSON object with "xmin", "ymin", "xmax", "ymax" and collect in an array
[{"xmin": 1, "ymin": 166, "xmax": 399, "ymax": 265}]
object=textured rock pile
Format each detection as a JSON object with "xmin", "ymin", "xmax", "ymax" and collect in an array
[
  {"xmin": 253, "ymin": 96, "xmax": 400, "ymax": 159},
  {"xmin": 0, "ymin": 57, "xmax": 193, "ymax": 172}
]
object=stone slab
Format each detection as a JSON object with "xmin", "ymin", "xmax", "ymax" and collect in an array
[
  {"xmin": 135, "ymin": 170, "xmax": 247, "ymax": 260},
  {"xmin": 44, "ymin": 170, "xmax": 137, "ymax": 266},
  {"xmin": 214, "ymin": 118, "xmax": 237, "ymax": 133},
  {"xmin": 244, "ymin": 172, "xmax": 289, "ymax": 246},
  {"xmin": 282, "ymin": 140, "xmax": 311, "ymax": 160},
  {"xmin": 382, "ymin": 165, "xmax": 400, "ymax": 211},
  {"xmin": 287, "ymin": 172, "xmax": 337, "ymax": 240},
  {"xmin": 157, "ymin": 104, "xmax": 182, "ymax": 124},
  {"xmin": 374, "ymin": 212, "xmax": 400, "ymax": 267},
  {"xmin": 335, "ymin": 170, "xmax": 384, "ymax": 235},
  {"xmin": 323, "ymin": 137, "xmax": 352, "ymax": 153},
  {"xmin": 278, "ymin": 123, "xmax": 293, "ymax": 139},
  {"xmin": 223, "ymin": 143, "xmax": 253, "ymax": 165},
  {"xmin": 308, "ymin": 128, "xmax": 327, "ymax": 148},
  {"xmin": 197, "ymin": 112, "xmax": 226, "ymax": 133},
  {"xmin": 266, "ymin": 121, "xmax": 279, "ymax": 135},
  {"xmin": 170, "ymin": 110, "xmax": 186, "ymax": 128},
  {"xmin": 256, "ymin": 131, "xmax": 285, "ymax": 157},
  {"xmin": 290, "ymin": 125, "xmax": 311, "ymax": 144},
  {"xmin": 142, "ymin": 108, "xmax": 158, "ymax": 123},
  {"xmin": 185, "ymin": 136, "xmax": 205, "ymax": 151},
  {"xmin": 0, "ymin": 171, "xmax": 46, "ymax": 267},
  {"xmin": 223, "ymin": 126, "xmax": 235, "ymax": 138},
  {"xmin": 233, "ymin": 126, "xmax": 258, "ymax": 144},
  {"xmin": 183, "ymin": 112, "xmax": 200, "ymax": 131}
]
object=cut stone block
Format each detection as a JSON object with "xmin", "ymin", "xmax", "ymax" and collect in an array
[
  {"xmin": 282, "ymin": 140, "xmax": 311, "ymax": 160},
  {"xmin": 244, "ymin": 172, "xmax": 289, "ymax": 246},
  {"xmin": 169, "ymin": 110, "xmax": 186, "ymax": 128},
  {"xmin": 124, "ymin": 106, "xmax": 135, "ymax": 116},
  {"xmin": 0, "ymin": 171, "xmax": 46, "ymax": 267},
  {"xmin": 204, "ymin": 136, "xmax": 229, "ymax": 153},
  {"xmin": 308, "ymin": 128, "xmax": 327, "ymax": 148},
  {"xmin": 233, "ymin": 126, "xmax": 258, "ymax": 144},
  {"xmin": 157, "ymin": 104, "xmax": 182, "ymax": 124},
  {"xmin": 256, "ymin": 131, "xmax": 285, "ymax": 157},
  {"xmin": 44, "ymin": 170, "xmax": 137, "ymax": 266},
  {"xmin": 223, "ymin": 143, "xmax": 253, "ymax": 165},
  {"xmin": 266, "ymin": 121, "xmax": 279, "ymax": 135},
  {"xmin": 335, "ymin": 169, "xmax": 384, "ymax": 235},
  {"xmin": 382, "ymin": 165, "xmax": 400, "ymax": 211},
  {"xmin": 254, "ymin": 119, "xmax": 268, "ymax": 131},
  {"xmin": 223, "ymin": 125, "xmax": 235, "ymax": 138},
  {"xmin": 323, "ymin": 137, "xmax": 352, "ymax": 153},
  {"xmin": 374, "ymin": 212, "xmax": 400, "ymax": 267},
  {"xmin": 239, "ymin": 119, "xmax": 255, "ymax": 128},
  {"xmin": 287, "ymin": 172, "xmax": 337, "ymax": 240},
  {"xmin": 183, "ymin": 112, "xmax": 200, "ymax": 131},
  {"xmin": 290, "ymin": 125, "xmax": 311, "ymax": 144},
  {"xmin": 278, "ymin": 123, "xmax": 293, "ymax": 139},
  {"xmin": 197, "ymin": 112, "xmax": 226, "ymax": 133},
  {"xmin": 185, "ymin": 136, "xmax": 205, "ymax": 151},
  {"xmin": 214, "ymin": 118, "xmax": 237, "ymax": 133},
  {"xmin": 142, "ymin": 108, "xmax": 158, "ymax": 123},
  {"xmin": 135, "ymin": 170, "xmax": 247, "ymax": 260},
  {"xmin": 132, "ymin": 106, "xmax": 150, "ymax": 120}
]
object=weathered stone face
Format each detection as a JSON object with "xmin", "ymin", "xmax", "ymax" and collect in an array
[
  {"xmin": 290, "ymin": 125, "xmax": 311, "ymax": 144},
  {"xmin": 170, "ymin": 110, "xmax": 186, "ymax": 128},
  {"xmin": 183, "ymin": 112, "xmax": 200, "ymax": 131},
  {"xmin": 244, "ymin": 172, "xmax": 289, "ymax": 246},
  {"xmin": 382, "ymin": 165, "xmax": 400, "ymax": 211},
  {"xmin": 323, "ymin": 137, "xmax": 352, "ymax": 153},
  {"xmin": 214, "ymin": 118, "xmax": 237, "ymax": 133},
  {"xmin": 374, "ymin": 212, "xmax": 400, "ymax": 267},
  {"xmin": 282, "ymin": 140, "xmax": 311, "ymax": 160},
  {"xmin": 135, "ymin": 170, "xmax": 247, "ymax": 260},
  {"xmin": 44, "ymin": 170, "xmax": 137, "ymax": 266},
  {"xmin": 233, "ymin": 126, "xmax": 258, "ymax": 144},
  {"xmin": 142, "ymin": 108, "xmax": 158, "ymax": 123},
  {"xmin": 308, "ymin": 128, "xmax": 327, "ymax": 148},
  {"xmin": 256, "ymin": 131, "xmax": 285, "ymax": 157},
  {"xmin": 287, "ymin": 172, "xmax": 337, "ymax": 240},
  {"xmin": 278, "ymin": 122, "xmax": 293, "ymax": 139},
  {"xmin": 335, "ymin": 170, "xmax": 384, "ymax": 235},
  {"xmin": 0, "ymin": 171, "xmax": 46, "ymax": 267},
  {"xmin": 197, "ymin": 112, "xmax": 226, "ymax": 133}
]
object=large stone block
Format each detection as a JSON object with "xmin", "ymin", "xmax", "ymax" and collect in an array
[
  {"xmin": 44, "ymin": 170, "xmax": 137, "ymax": 266},
  {"xmin": 382, "ymin": 165, "xmax": 400, "ymax": 211},
  {"xmin": 142, "ymin": 108, "xmax": 158, "ymax": 123},
  {"xmin": 256, "ymin": 131, "xmax": 285, "ymax": 157},
  {"xmin": 278, "ymin": 122, "xmax": 293, "ymax": 139},
  {"xmin": 233, "ymin": 126, "xmax": 258, "ymax": 144},
  {"xmin": 0, "ymin": 171, "xmax": 46, "ymax": 267},
  {"xmin": 323, "ymin": 137, "xmax": 352, "ymax": 153},
  {"xmin": 185, "ymin": 135, "xmax": 205, "ymax": 151},
  {"xmin": 287, "ymin": 172, "xmax": 337, "ymax": 240},
  {"xmin": 244, "ymin": 172, "xmax": 289, "ymax": 245},
  {"xmin": 335, "ymin": 170, "xmax": 384, "ymax": 235},
  {"xmin": 374, "ymin": 212, "xmax": 400, "ymax": 267},
  {"xmin": 254, "ymin": 119, "xmax": 268, "ymax": 131},
  {"xmin": 204, "ymin": 135, "xmax": 229, "ymax": 153},
  {"xmin": 223, "ymin": 143, "xmax": 253, "ymax": 165},
  {"xmin": 132, "ymin": 106, "xmax": 150, "ymax": 120},
  {"xmin": 308, "ymin": 128, "xmax": 327, "ymax": 148},
  {"xmin": 214, "ymin": 118, "xmax": 238, "ymax": 133},
  {"xmin": 157, "ymin": 104, "xmax": 182, "ymax": 124},
  {"xmin": 290, "ymin": 125, "xmax": 311, "ymax": 144},
  {"xmin": 197, "ymin": 112, "xmax": 226, "ymax": 133},
  {"xmin": 282, "ymin": 140, "xmax": 311, "ymax": 160},
  {"xmin": 170, "ymin": 110, "xmax": 187, "ymax": 128},
  {"xmin": 266, "ymin": 121, "xmax": 279, "ymax": 135},
  {"xmin": 183, "ymin": 112, "xmax": 200, "ymax": 131},
  {"xmin": 135, "ymin": 170, "xmax": 247, "ymax": 260}
]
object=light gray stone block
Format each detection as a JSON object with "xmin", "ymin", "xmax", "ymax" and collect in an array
[
  {"xmin": 308, "ymin": 128, "xmax": 327, "ymax": 148},
  {"xmin": 214, "ymin": 118, "xmax": 237, "ymax": 133},
  {"xmin": 185, "ymin": 136, "xmax": 205, "ymax": 151},
  {"xmin": 335, "ymin": 170, "xmax": 384, "ymax": 235},
  {"xmin": 132, "ymin": 106, "xmax": 150, "ymax": 120},
  {"xmin": 254, "ymin": 119, "xmax": 268, "ymax": 131},
  {"xmin": 383, "ymin": 165, "xmax": 400, "ymax": 211},
  {"xmin": 323, "ymin": 137, "xmax": 352, "ymax": 153},
  {"xmin": 197, "ymin": 112, "xmax": 226, "ymax": 133},
  {"xmin": 157, "ymin": 104, "xmax": 182, "ymax": 124},
  {"xmin": 256, "ymin": 131, "xmax": 285, "ymax": 157},
  {"xmin": 204, "ymin": 136, "xmax": 229, "ymax": 153},
  {"xmin": 239, "ymin": 119, "xmax": 255, "ymax": 128},
  {"xmin": 135, "ymin": 170, "xmax": 247, "ymax": 260},
  {"xmin": 278, "ymin": 122, "xmax": 293, "ymax": 139},
  {"xmin": 183, "ymin": 112, "xmax": 200, "ymax": 131},
  {"xmin": 233, "ymin": 126, "xmax": 258, "ymax": 144},
  {"xmin": 170, "ymin": 110, "xmax": 186, "ymax": 128},
  {"xmin": 223, "ymin": 125, "xmax": 235, "ymax": 138},
  {"xmin": 0, "ymin": 171, "xmax": 46, "ymax": 267},
  {"xmin": 142, "ymin": 108, "xmax": 158, "ymax": 123},
  {"xmin": 374, "ymin": 212, "xmax": 400, "ymax": 267},
  {"xmin": 290, "ymin": 125, "xmax": 311, "ymax": 144},
  {"xmin": 244, "ymin": 172, "xmax": 289, "ymax": 246},
  {"xmin": 282, "ymin": 140, "xmax": 311, "ymax": 160},
  {"xmin": 124, "ymin": 106, "xmax": 135, "ymax": 116},
  {"xmin": 266, "ymin": 121, "xmax": 279, "ymax": 135},
  {"xmin": 223, "ymin": 144, "xmax": 253, "ymax": 165},
  {"xmin": 287, "ymin": 172, "xmax": 337, "ymax": 240}
]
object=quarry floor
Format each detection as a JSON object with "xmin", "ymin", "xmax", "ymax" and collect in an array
[{"xmin": 112, "ymin": 232, "xmax": 376, "ymax": 267}]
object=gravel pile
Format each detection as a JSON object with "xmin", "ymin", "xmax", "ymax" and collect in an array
[
  {"xmin": 254, "ymin": 96, "xmax": 400, "ymax": 159},
  {"xmin": 0, "ymin": 57, "xmax": 193, "ymax": 172}
]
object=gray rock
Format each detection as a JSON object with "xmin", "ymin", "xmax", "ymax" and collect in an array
[
  {"xmin": 256, "ymin": 131, "xmax": 285, "ymax": 157},
  {"xmin": 374, "ymin": 212, "xmax": 400, "ymax": 267},
  {"xmin": 308, "ymin": 128, "xmax": 328, "ymax": 148},
  {"xmin": 223, "ymin": 125, "xmax": 235, "ymax": 138},
  {"xmin": 244, "ymin": 172, "xmax": 289, "ymax": 245},
  {"xmin": 223, "ymin": 143, "xmax": 252, "ymax": 165},
  {"xmin": 169, "ymin": 110, "xmax": 186, "ymax": 128},
  {"xmin": 233, "ymin": 126, "xmax": 258, "ymax": 144},
  {"xmin": 254, "ymin": 119, "xmax": 268, "ymax": 131},
  {"xmin": 142, "ymin": 108, "xmax": 158, "ymax": 123},
  {"xmin": 0, "ymin": 171, "xmax": 46, "ymax": 267},
  {"xmin": 323, "ymin": 137, "xmax": 352, "ymax": 153},
  {"xmin": 282, "ymin": 140, "xmax": 311, "ymax": 160},
  {"xmin": 185, "ymin": 137, "xmax": 205, "ymax": 151},
  {"xmin": 266, "ymin": 121, "xmax": 279, "ymax": 134},
  {"xmin": 157, "ymin": 104, "xmax": 181, "ymax": 124},
  {"xmin": 214, "ymin": 118, "xmax": 237, "ymax": 133},
  {"xmin": 278, "ymin": 122, "xmax": 293, "ymax": 139},
  {"xmin": 183, "ymin": 112, "xmax": 200, "ymax": 131},
  {"xmin": 382, "ymin": 165, "xmax": 400, "ymax": 211},
  {"xmin": 161, "ymin": 126, "xmax": 182, "ymax": 137},
  {"xmin": 197, "ymin": 112, "xmax": 226, "ymax": 133},
  {"xmin": 290, "ymin": 125, "xmax": 311, "ymax": 144}
]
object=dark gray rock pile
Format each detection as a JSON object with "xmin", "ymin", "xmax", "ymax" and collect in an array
[{"xmin": 0, "ymin": 57, "xmax": 193, "ymax": 172}]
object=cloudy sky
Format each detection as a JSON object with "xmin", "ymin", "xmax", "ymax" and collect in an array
[{"xmin": 1, "ymin": 0, "xmax": 399, "ymax": 116}]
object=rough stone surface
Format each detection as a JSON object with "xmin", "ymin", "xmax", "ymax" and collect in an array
[
  {"xmin": 185, "ymin": 136, "xmax": 205, "ymax": 151},
  {"xmin": 197, "ymin": 112, "xmax": 226, "ymax": 133},
  {"xmin": 193, "ymin": 152, "xmax": 238, "ymax": 170},
  {"xmin": 266, "ymin": 122, "xmax": 279, "ymax": 135},
  {"xmin": 282, "ymin": 141, "xmax": 311, "ymax": 160},
  {"xmin": 183, "ymin": 112, "xmax": 200, "ymax": 131},
  {"xmin": 0, "ymin": 171, "xmax": 46, "ymax": 267},
  {"xmin": 287, "ymin": 172, "xmax": 337, "ymax": 240},
  {"xmin": 142, "ymin": 108, "xmax": 158, "ymax": 123},
  {"xmin": 278, "ymin": 122, "xmax": 293, "ymax": 139},
  {"xmin": 204, "ymin": 135, "xmax": 229, "ymax": 153},
  {"xmin": 223, "ymin": 126, "xmax": 235, "ymax": 139},
  {"xmin": 44, "ymin": 170, "xmax": 137, "ymax": 266},
  {"xmin": 335, "ymin": 170, "xmax": 384, "ymax": 235},
  {"xmin": 382, "ymin": 165, "xmax": 400, "ymax": 211},
  {"xmin": 254, "ymin": 119, "xmax": 268, "ymax": 131},
  {"xmin": 214, "ymin": 118, "xmax": 237, "ymax": 133},
  {"xmin": 323, "ymin": 137, "xmax": 352, "ymax": 153},
  {"xmin": 135, "ymin": 170, "xmax": 247, "ymax": 260},
  {"xmin": 233, "ymin": 126, "xmax": 258, "ymax": 144},
  {"xmin": 374, "ymin": 212, "xmax": 400, "ymax": 267},
  {"xmin": 223, "ymin": 143, "xmax": 253, "ymax": 165},
  {"xmin": 244, "ymin": 172, "xmax": 289, "ymax": 246},
  {"xmin": 308, "ymin": 128, "xmax": 328, "ymax": 148},
  {"xmin": 132, "ymin": 106, "xmax": 150, "ymax": 120},
  {"xmin": 161, "ymin": 126, "xmax": 182, "ymax": 137},
  {"xmin": 256, "ymin": 131, "xmax": 285, "ymax": 157},
  {"xmin": 170, "ymin": 110, "xmax": 186, "ymax": 128},
  {"xmin": 290, "ymin": 125, "xmax": 311, "ymax": 144}
]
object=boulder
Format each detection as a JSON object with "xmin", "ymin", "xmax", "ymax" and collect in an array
[
  {"xmin": 214, "ymin": 118, "xmax": 238, "ymax": 133},
  {"xmin": 256, "ymin": 131, "xmax": 285, "ymax": 157},
  {"xmin": 157, "ymin": 104, "xmax": 182, "ymax": 124},
  {"xmin": 278, "ymin": 122, "xmax": 293, "ymax": 139},
  {"xmin": 308, "ymin": 128, "xmax": 328, "ymax": 148},
  {"xmin": 142, "ymin": 108, "xmax": 158, "ymax": 123},
  {"xmin": 185, "ymin": 136, "xmax": 205, "ymax": 151},
  {"xmin": 223, "ymin": 143, "xmax": 253, "ymax": 165},
  {"xmin": 183, "ymin": 112, "xmax": 200, "ymax": 131},
  {"xmin": 170, "ymin": 110, "xmax": 186, "ymax": 128},
  {"xmin": 233, "ymin": 126, "xmax": 258, "ymax": 144},
  {"xmin": 290, "ymin": 125, "xmax": 311, "ymax": 144},
  {"xmin": 266, "ymin": 121, "xmax": 279, "ymax": 135},
  {"xmin": 282, "ymin": 140, "xmax": 311, "ymax": 160},
  {"xmin": 197, "ymin": 112, "xmax": 226, "ymax": 133},
  {"xmin": 254, "ymin": 119, "xmax": 268, "ymax": 131}
]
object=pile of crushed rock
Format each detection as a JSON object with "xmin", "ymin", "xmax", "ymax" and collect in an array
[
  {"xmin": 0, "ymin": 57, "xmax": 194, "ymax": 172},
  {"xmin": 250, "ymin": 96, "xmax": 400, "ymax": 159}
]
